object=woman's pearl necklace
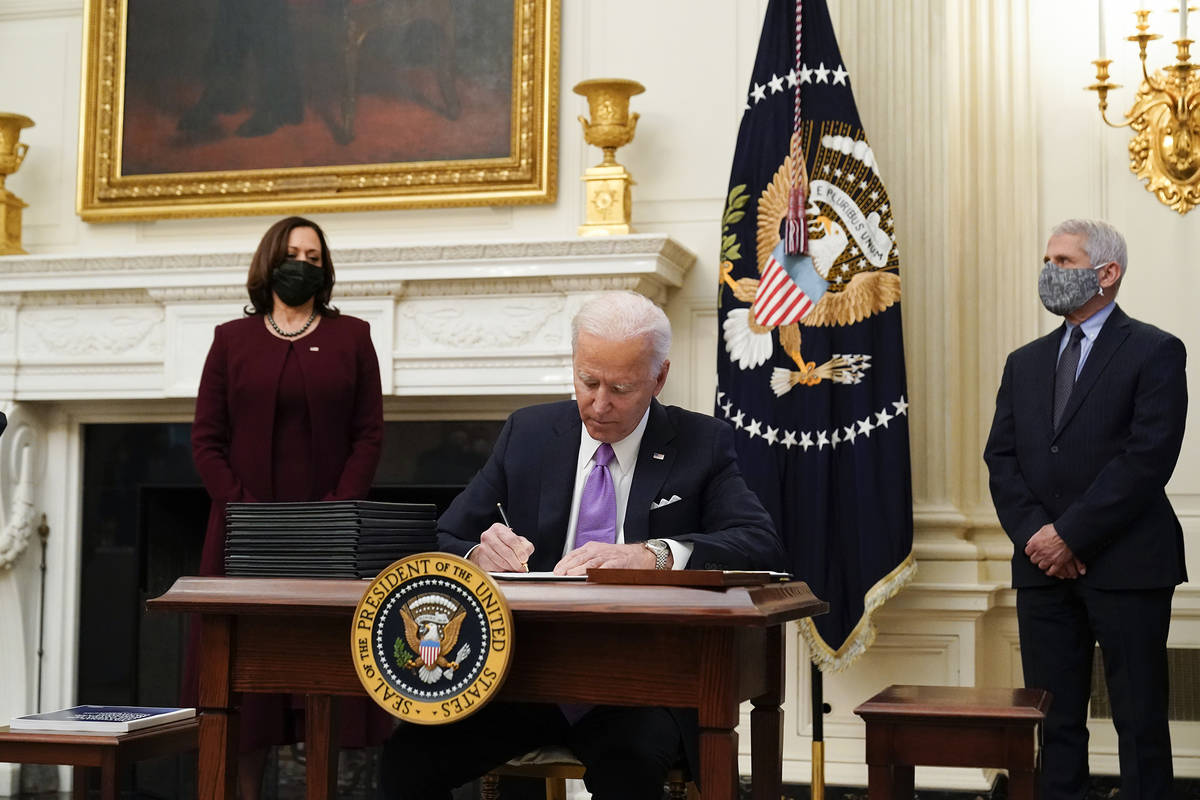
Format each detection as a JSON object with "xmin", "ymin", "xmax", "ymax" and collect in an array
[{"xmin": 267, "ymin": 309, "xmax": 317, "ymax": 338}]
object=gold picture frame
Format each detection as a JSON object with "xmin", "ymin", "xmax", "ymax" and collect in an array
[{"xmin": 77, "ymin": 0, "xmax": 559, "ymax": 222}]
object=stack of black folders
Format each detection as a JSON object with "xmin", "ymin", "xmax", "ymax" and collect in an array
[{"xmin": 224, "ymin": 501, "xmax": 438, "ymax": 579}]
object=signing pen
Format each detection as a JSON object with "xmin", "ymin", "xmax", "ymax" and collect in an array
[{"xmin": 495, "ymin": 502, "xmax": 528, "ymax": 572}]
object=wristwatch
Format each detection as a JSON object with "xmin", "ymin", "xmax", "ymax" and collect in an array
[{"xmin": 643, "ymin": 538, "xmax": 671, "ymax": 570}]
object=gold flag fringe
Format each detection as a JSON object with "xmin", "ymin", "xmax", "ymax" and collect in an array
[{"xmin": 799, "ymin": 552, "xmax": 918, "ymax": 673}]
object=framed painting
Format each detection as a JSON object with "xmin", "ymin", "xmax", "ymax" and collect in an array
[{"xmin": 77, "ymin": 0, "xmax": 559, "ymax": 221}]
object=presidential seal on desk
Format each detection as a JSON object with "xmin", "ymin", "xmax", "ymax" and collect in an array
[{"xmin": 352, "ymin": 553, "xmax": 513, "ymax": 725}]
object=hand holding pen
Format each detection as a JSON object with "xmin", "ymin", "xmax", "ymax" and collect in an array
[
  {"xmin": 494, "ymin": 503, "xmax": 530, "ymax": 572},
  {"xmin": 466, "ymin": 501, "xmax": 535, "ymax": 573}
]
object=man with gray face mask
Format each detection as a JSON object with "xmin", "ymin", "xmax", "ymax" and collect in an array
[{"xmin": 984, "ymin": 218, "xmax": 1188, "ymax": 799}]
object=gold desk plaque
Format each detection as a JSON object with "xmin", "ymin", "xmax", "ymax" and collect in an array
[
  {"xmin": 574, "ymin": 78, "xmax": 644, "ymax": 236},
  {"xmin": 0, "ymin": 113, "xmax": 34, "ymax": 255},
  {"xmin": 352, "ymin": 553, "xmax": 513, "ymax": 725}
]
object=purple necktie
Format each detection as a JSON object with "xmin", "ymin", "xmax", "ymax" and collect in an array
[
  {"xmin": 574, "ymin": 443, "xmax": 617, "ymax": 547},
  {"xmin": 559, "ymin": 444, "xmax": 617, "ymax": 725}
]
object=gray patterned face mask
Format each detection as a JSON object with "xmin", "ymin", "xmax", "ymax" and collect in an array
[{"xmin": 1038, "ymin": 260, "xmax": 1104, "ymax": 315}]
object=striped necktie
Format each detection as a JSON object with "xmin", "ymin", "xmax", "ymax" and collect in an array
[{"xmin": 1053, "ymin": 326, "xmax": 1085, "ymax": 429}]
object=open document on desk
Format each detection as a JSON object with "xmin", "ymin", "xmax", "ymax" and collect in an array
[
  {"xmin": 490, "ymin": 572, "xmax": 587, "ymax": 580},
  {"xmin": 488, "ymin": 569, "xmax": 792, "ymax": 585}
]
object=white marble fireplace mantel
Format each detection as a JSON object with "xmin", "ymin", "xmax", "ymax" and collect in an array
[
  {"xmin": 0, "ymin": 234, "xmax": 696, "ymax": 401},
  {"xmin": 0, "ymin": 234, "xmax": 695, "ymax": 795}
]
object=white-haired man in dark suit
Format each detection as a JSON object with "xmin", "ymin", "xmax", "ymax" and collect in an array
[
  {"xmin": 985, "ymin": 219, "xmax": 1187, "ymax": 800},
  {"xmin": 381, "ymin": 290, "xmax": 785, "ymax": 800}
]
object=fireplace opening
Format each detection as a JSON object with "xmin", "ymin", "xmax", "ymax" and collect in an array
[{"xmin": 77, "ymin": 419, "xmax": 503, "ymax": 799}]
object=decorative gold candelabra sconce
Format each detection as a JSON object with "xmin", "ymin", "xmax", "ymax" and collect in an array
[
  {"xmin": 574, "ymin": 78, "xmax": 644, "ymax": 236},
  {"xmin": 0, "ymin": 113, "xmax": 34, "ymax": 254},
  {"xmin": 1088, "ymin": 6, "xmax": 1199, "ymax": 214}
]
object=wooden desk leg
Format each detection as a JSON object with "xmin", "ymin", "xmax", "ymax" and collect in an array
[
  {"xmin": 1008, "ymin": 768, "xmax": 1036, "ymax": 800},
  {"xmin": 99, "ymin": 749, "xmax": 119, "ymax": 800},
  {"xmin": 698, "ymin": 628, "xmax": 739, "ymax": 800},
  {"xmin": 866, "ymin": 764, "xmax": 895, "ymax": 800},
  {"xmin": 750, "ymin": 625, "xmax": 784, "ymax": 800},
  {"xmin": 71, "ymin": 767, "xmax": 87, "ymax": 800},
  {"xmin": 699, "ymin": 729, "xmax": 739, "ymax": 800},
  {"xmin": 305, "ymin": 694, "xmax": 340, "ymax": 800},
  {"xmin": 198, "ymin": 710, "xmax": 239, "ymax": 800},
  {"xmin": 198, "ymin": 616, "xmax": 238, "ymax": 800},
  {"xmin": 866, "ymin": 763, "xmax": 913, "ymax": 800},
  {"xmin": 1008, "ymin": 723, "xmax": 1040, "ymax": 800}
]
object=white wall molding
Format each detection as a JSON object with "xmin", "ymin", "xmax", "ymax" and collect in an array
[{"xmin": 0, "ymin": 1, "xmax": 80, "ymax": 22}]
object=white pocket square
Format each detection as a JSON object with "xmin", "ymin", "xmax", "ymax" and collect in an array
[{"xmin": 650, "ymin": 494, "xmax": 682, "ymax": 510}]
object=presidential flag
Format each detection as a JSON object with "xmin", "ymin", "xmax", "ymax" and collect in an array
[{"xmin": 716, "ymin": 0, "xmax": 914, "ymax": 671}]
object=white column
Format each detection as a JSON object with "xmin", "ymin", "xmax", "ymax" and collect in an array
[
  {"xmin": 830, "ymin": 0, "xmax": 1039, "ymax": 568},
  {"xmin": 942, "ymin": 0, "xmax": 1042, "ymax": 555}
]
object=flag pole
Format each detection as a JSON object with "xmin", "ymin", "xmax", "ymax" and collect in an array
[
  {"xmin": 811, "ymin": 662, "xmax": 825, "ymax": 800},
  {"xmin": 796, "ymin": 1, "xmax": 825, "ymax": 790}
]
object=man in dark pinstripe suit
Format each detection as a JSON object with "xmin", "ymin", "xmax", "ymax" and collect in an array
[{"xmin": 985, "ymin": 219, "xmax": 1188, "ymax": 800}]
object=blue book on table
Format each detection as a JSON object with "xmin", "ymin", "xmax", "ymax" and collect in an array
[{"xmin": 10, "ymin": 705, "xmax": 195, "ymax": 733}]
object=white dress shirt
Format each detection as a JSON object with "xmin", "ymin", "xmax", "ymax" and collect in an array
[{"xmin": 562, "ymin": 408, "xmax": 693, "ymax": 568}]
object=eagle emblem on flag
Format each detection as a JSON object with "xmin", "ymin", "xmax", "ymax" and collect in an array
[{"xmin": 720, "ymin": 126, "xmax": 901, "ymax": 395}]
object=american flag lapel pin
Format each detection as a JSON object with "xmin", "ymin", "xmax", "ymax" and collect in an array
[
  {"xmin": 652, "ymin": 452, "xmax": 665, "ymax": 460},
  {"xmin": 310, "ymin": 346, "xmax": 320, "ymax": 351}
]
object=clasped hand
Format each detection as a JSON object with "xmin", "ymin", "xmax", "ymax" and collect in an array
[
  {"xmin": 467, "ymin": 523, "xmax": 658, "ymax": 575},
  {"xmin": 1024, "ymin": 523, "xmax": 1086, "ymax": 579}
]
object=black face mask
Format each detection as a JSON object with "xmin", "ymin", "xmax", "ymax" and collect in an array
[{"xmin": 271, "ymin": 259, "xmax": 325, "ymax": 307}]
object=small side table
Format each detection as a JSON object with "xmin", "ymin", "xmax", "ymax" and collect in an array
[
  {"xmin": 0, "ymin": 718, "xmax": 198, "ymax": 800},
  {"xmin": 854, "ymin": 685, "xmax": 1051, "ymax": 800}
]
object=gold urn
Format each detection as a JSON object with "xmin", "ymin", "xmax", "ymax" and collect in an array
[
  {"xmin": 573, "ymin": 79, "xmax": 644, "ymax": 236},
  {"xmin": 0, "ymin": 113, "xmax": 34, "ymax": 255}
]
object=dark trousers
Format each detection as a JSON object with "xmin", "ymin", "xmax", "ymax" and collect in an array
[
  {"xmin": 377, "ymin": 703, "xmax": 683, "ymax": 800},
  {"xmin": 1017, "ymin": 582, "xmax": 1174, "ymax": 800}
]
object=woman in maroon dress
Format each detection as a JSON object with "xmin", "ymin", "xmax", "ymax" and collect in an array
[{"xmin": 190, "ymin": 216, "xmax": 387, "ymax": 799}]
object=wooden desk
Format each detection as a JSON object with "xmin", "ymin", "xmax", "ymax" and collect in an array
[
  {"xmin": 854, "ymin": 685, "xmax": 1051, "ymax": 800},
  {"xmin": 0, "ymin": 719, "xmax": 198, "ymax": 800},
  {"xmin": 149, "ymin": 576, "xmax": 825, "ymax": 800}
]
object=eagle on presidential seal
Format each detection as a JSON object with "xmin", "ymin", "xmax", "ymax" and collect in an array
[
  {"xmin": 398, "ymin": 594, "xmax": 473, "ymax": 685},
  {"xmin": 720, "ymin": 125, "xmax": 901, "ymax": 395}
]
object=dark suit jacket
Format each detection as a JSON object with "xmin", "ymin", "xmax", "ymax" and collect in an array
[
  {"xmin": 437, "ymin": 398, "xmax": 785, "ymax": 572},
  {"xmin": 984, "ymin": 304, "xmax": 1187, "ymax": 589},
  {"xmin": 192, "ymin": 314, "xmax": 384, "ymax": 575}
]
